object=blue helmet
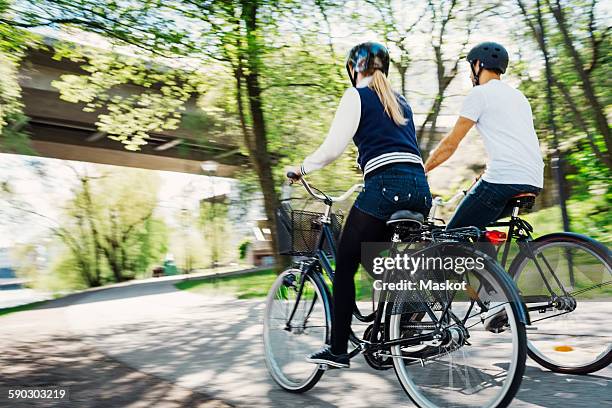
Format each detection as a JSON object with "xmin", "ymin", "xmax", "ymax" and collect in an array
[{"xmin": 346, "ymin": 42, "xmax": 390, "ymax": 86}]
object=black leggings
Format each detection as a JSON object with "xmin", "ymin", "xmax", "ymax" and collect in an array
[{"xmin": 331, "ymin": 205, "xmax": 392, "ymax": 354}]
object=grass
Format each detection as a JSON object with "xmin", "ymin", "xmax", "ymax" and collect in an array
[
  {"xmin": 521, "ymin": 196, "xmax": 610, "ymax": 243},
  {"xmin": 175, "ymin": 269, "xmax": 277, "ymax": 299},
  {"xmin": 175, "ymin": 267, "xmax": 376, "ymax": 301},
  {"xmin": 0, "ymin": 300, "xmax": 47, "ymax": 317}
]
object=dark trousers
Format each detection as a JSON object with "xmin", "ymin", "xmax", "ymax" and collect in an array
[
  {"xmin": 330, "ymin": 163, "xmax": 431, "ymax": 354},
  {"xmin": 330, "ymin": 206, "xmax": 391, "ymax": 354},
  {"xmin": 447, "ymin": 179, "xmax": 541, "ymax": 230}
]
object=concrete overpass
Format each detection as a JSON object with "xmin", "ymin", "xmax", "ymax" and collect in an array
[{"xmin": 14, "ymin": 46, "xmax": 249, "ymax": 176}]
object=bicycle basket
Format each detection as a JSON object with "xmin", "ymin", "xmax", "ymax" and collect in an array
[{"xmin": 276, "ymin": 204, "xmax": 343, "ymax": 256}]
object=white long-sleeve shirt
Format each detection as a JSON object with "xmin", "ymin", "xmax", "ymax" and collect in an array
[{"xmin": 301, "ymin": 76, "xmax": 372, "ymax": 175}]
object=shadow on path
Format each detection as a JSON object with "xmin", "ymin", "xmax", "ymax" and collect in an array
[{"xmin": 0, "ymin": 334, "xmax": 229, "ymax": 408}]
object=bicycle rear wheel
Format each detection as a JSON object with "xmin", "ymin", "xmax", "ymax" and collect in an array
[
  {"xmin": 510, "ymin": 233, "xmax": 611, "ymax": 374},
  {"xmin": 389, "ymin": 249, "xmax": 527, "ymax": 408},
  {"xmin": 263, "ymin": 268, "xmax": 330, "ymax": 392}
]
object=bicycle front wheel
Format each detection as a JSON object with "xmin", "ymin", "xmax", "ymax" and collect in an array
[
  {"xmin": 263, "ymin": 268, "xmax": 330, "ymax": 392},
  {"xmin": 510, "ymin": 233, "xmax": 611, "ymax": 374},
  {"xmin": 389, "ymin": 250, "xmax": 527, "ymax": 408}
]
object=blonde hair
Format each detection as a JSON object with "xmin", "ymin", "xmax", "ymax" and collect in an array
[{"xmin": 368, "ymin": 70, "xmax": 406, "ymax": 126}]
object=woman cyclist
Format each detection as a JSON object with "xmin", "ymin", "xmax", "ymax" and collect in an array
[{"xmin": 289, "ymin": 42, "xmax": 432, "ymax": 368}]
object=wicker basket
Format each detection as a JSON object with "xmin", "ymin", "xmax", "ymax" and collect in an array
[{"xmin": 276, "ymin": 204, "xmax": 343, "ymax": 256}]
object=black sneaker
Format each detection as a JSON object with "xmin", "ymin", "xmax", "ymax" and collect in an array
[
  {"xmin": 306, "ymin": 346, "xmax": 350, "ymax": 368},
  {"xmin": 482, "ymin": 302, "xmax": 508, "ymax": 333}
]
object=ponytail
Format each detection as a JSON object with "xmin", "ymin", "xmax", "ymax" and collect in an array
[{"xmin": 369, "ymin": 70, "xmax": 406, "ymax": 126}]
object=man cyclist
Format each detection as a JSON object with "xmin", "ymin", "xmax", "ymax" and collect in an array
[{"xmin": 425, "ymin": 42, "xmax": 544, "ymax": 230}]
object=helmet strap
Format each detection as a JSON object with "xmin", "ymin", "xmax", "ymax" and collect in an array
[
  {"xmin": 346, "ymin": 63, "xmax": 359, "ymax": 87},
  {"xmin": 470, "ymin": 62, "xmax": 480, "ymax": 86}
]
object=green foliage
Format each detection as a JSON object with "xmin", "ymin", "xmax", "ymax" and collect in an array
[
  {"xmin": 175, "ymin": 268, "xmax": 276, "ymax": 299},
  {"xmin": 523, "ymin": 195, "xmax": 611, "ymax": 243},
  {"xmin": 199, "ymin": 193, "xmax": 230, "ymax": 266},
  {"xmin": 47, "ymin": 252, "xmax": 90, "ymax": 291},
  {"xmin": 0, "ymin": 300, "xmax": 47, "ymax": 317},
  {"xmin": 515, "ymin": 0, "xmax": 610, "ymax": 200},
  {"xmin": 47, "ymin": 167, "xmax": 170, "ymax": 287},
  {"xmin": 0, "ymin": 2, "xmax": 39, "ymax": 151},
  {"xmin": 238, "ymin": 239, "xmax": 250, "ymax": 260},
  {"xmin": 51, "ymin": 43, "xmax": 207, "ymax": 150}
]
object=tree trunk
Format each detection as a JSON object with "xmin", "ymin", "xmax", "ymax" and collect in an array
[
  {"xmin": 80, "ymin": 177, "xmax": 104, "ymax": 283},
  {"xmin": 548, "ymin": 0, "xmax": 611, "ymax": 154},
  {"xmin": 536, "ymin": 0, "xmax": 571, "ymax": 232},
  {"xmin": 553, "ymin": 78, "xmax": 611, "ymax": 167},
  {"xmin": 240, "ymin": 0, "xmax": 282, "ymax": 267}
]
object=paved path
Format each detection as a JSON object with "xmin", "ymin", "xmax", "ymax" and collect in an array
[{"xmin": 1, "ymin": 277, "xmax": 610, "ymax": 407}]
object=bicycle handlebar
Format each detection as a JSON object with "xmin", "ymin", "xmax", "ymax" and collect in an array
[
  {"xmin": 286, "ymin": 171, "xmax": 363, "ymax": 203},
  {"xmin": 432, "ymin": 190, "xmax": 466, "ymax": 207},
  {"xmin": 428, "ymin": 189, "xmax": 466, "ymax": 221}
]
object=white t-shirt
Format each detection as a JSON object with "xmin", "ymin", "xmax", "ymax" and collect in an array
[{"xmin": 460, "ymin": 79, "xmax": 544, "ymax": 188}]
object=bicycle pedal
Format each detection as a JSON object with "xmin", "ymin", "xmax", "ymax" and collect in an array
[
  {"xmin": 525, "ymin": 325, "xmax": 538, "ymax": 331},
  {"xmin": 318, "ymin": 363, "xmax": 330, "ymax": 370}
]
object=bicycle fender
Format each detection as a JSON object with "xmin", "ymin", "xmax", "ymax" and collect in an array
[{"xmin": 532, "ymin": 232, "xmax": 611, "ymax": 255}]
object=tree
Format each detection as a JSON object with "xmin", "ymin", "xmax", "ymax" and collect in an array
[
  {"xmin": 547, "ymin": 0, "xmax": 610, "ymax": 156},
  {"xmin": 362, "ymin": 0, "xmax": 426, "ymax": 98},
  {"xmin": 48, "ymin": 167, "xmax": 167, "ymax": 286},
  {"xmin": 199, "ymin": 193, "xmax": 229, "ymax": 267},
  {"xmin": 2, "ymin": 0, "xmax": 351, "ymax": 267},
  {"xmin": 0, "ymin": 0, "xmax": 37, "ymax": 152},
  {"xmin": 418, "ymin": 0, "xmax": 475, "ymax": 157},
  {"xmin": 514, "ymin": 0, "xmax": 611, "ymax": 231}
]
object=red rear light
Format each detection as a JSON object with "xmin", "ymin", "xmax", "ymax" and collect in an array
[{"xmin": 485, "ymin": 230, "xmax": 507, "ymax": 245}]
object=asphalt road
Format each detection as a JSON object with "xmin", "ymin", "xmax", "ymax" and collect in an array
[{"xmin": 1, "ymin": 277, "xmax": 610, "ymax": 407}]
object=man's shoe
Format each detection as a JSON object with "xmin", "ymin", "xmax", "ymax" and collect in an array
[
  {"xmin": 482, "ymin": 302, "xmax": 508, "ymax": 333},
  {"xmin": 306, "ymin": 346, "xmax": 350, "ymax": 368}
]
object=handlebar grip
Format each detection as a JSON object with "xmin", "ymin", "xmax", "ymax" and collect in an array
[{"xmin": 286, "ymin": 171, "xmax": 301, "ymax": 180}]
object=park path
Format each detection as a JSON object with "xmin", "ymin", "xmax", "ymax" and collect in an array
[{"xmin": 1, "ymin": 276, "xmax": 610, "ymax": 407}]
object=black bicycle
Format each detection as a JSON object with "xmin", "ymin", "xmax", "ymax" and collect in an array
[
  {"xmin": 263, "ymin": 173, "xmax": 528, "ymax": 408},
  {"xmin": 431, "ymin": 189, "xmax": 611, "ymax": 375}
]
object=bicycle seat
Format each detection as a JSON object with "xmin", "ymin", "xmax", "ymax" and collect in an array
[
  {"xmin": 507, "ymin": 193, "xmax": 537, "ymax": 209},
  {"xmin": 496, "ymin": 192, "xmax": 537, "ymax": 220},
  {"xmin": 387, "ymin": 210, "xmax": 424, "ymax": 228}
]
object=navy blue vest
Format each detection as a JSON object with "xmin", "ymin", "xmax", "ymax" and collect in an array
[{"xmin": 353, "ymin": 87, "xmax": 422, "ymax": 174}]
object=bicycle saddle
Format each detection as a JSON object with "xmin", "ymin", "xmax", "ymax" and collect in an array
[
  {"xmin": 507, "ymin": 193, "xmax": 537, "ymax": 209},
  {"xmin": 387, "ymin": 210, "xmax": 424, "ymax": 227},
  {"xmin": 497, "ymin": 192, "xmax": 537, "ymax": 220}
]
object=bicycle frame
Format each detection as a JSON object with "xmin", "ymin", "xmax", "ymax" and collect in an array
[
  {"xmin": 282, "ymin": 176, "xmax": 526, "ymax": 361},
  {"xmin": 285, "ymin": 205, "xmax": 464, "ymax": 358}
]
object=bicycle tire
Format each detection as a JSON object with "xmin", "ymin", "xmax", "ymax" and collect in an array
[
  {"xmin": 509, "ymin": 232, "xmax": 612, "ymax": 375},
  {"xmin": 389, "ymin": 249, "xmax": 527, "ymax": 408},
  {"xmin": 263, "ymin": 268, "xmax": 331, "ymax": 393}
]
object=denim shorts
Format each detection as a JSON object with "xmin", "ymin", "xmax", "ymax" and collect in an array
[{"xmin": 354, "ymin": 163, "xmax": 432, "ymax": 221}]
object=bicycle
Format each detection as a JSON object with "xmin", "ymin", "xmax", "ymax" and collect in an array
[
  {"xmin": 263, "ymin": 173, "xmax": 528, "ymax": 408},
  {"xmin": 430, "ymin": 188, "xmax": 611, "ymax": 375}
]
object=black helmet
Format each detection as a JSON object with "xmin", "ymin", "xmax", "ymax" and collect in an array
[
  {"xmin": 466, "ymin": 42, "xmax": 508, "ymax": 85},
  {"xmin": 346, "ymin": 42, "xmax": 390, "ymax": 87}
]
